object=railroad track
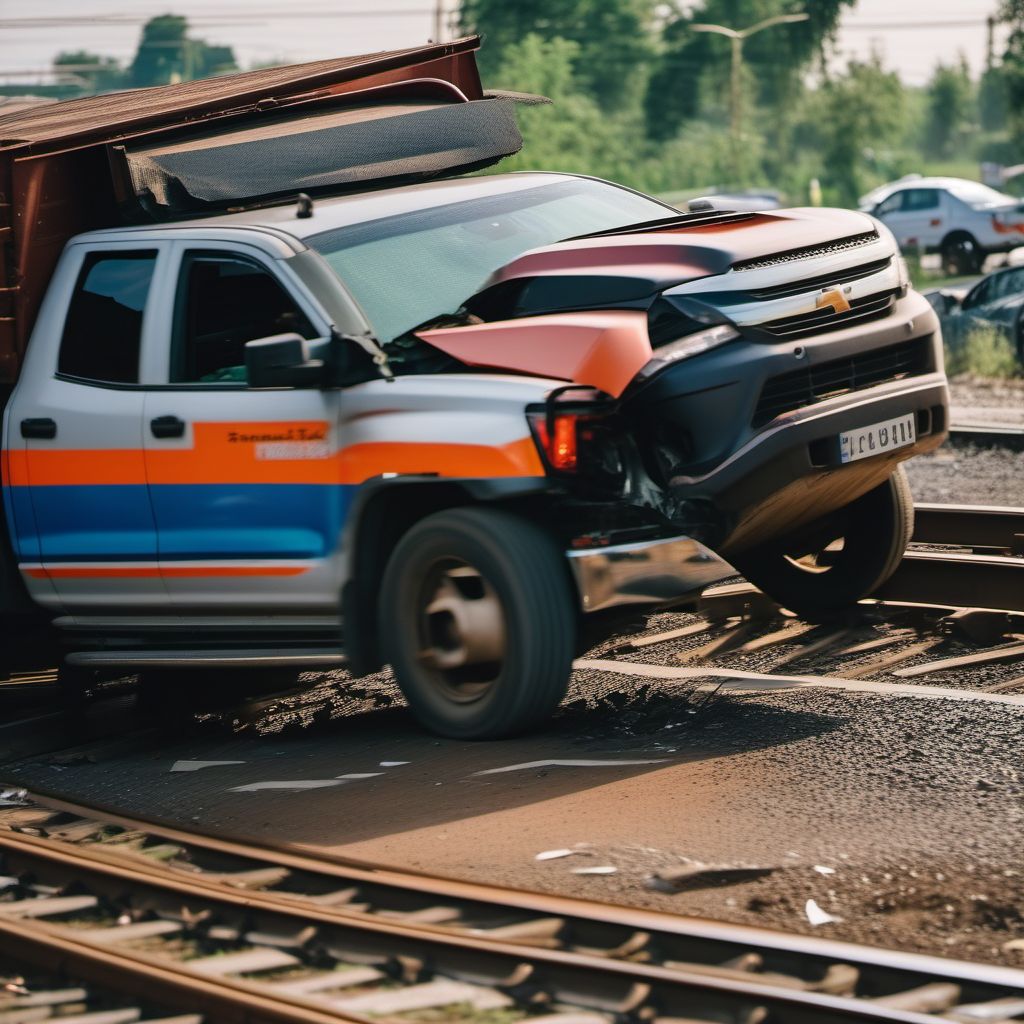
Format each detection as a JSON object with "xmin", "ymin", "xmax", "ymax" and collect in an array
[
  {"xmin": 947, "ymin": 425, "xmax": 1024, "ymax": 452},
  {"xmin": 3, "ymin": 790, "xmax": 1024, "ymax": 1024}
]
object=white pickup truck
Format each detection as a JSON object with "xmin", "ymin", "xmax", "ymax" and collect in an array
[{"xmin": 0, "ymin": 39, "xmax": 948, "ymax": 737}]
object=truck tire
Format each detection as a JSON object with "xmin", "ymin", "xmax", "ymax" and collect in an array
[
  {"xmin": 734, "ymin": 465, "xmax": 914, "ymax": 618},
  {"xmin": 378, "ymin": 507, "xmax": 575, "ymax": 739},
  {"xmin": 941, "ymin": 232, "xmax": 983, "ymax": 276}
]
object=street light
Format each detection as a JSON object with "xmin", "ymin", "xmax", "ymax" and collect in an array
[{"xmin": 691, "ymin": 12, "xmax": 809, "ymax": 174}]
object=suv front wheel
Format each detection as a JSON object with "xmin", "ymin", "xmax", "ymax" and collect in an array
[
  {"xmin": 734, "ymin": 465, "xmax": 914, "ymax": 618},
  {"xmin": 379, "ymin": 507, "xmax": 576, "ymax": 739}
]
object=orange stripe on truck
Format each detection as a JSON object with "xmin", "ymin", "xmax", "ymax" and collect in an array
[
  {"xmin": 2, "ymin": 427, "xmax": 544, "ymax": 487},
  {"xmin": 24, "ymin": 565, "xmax": 309, "ymax": 579}
]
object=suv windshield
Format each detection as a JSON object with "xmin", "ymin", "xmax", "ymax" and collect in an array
[{"xmin": 307, "ymin": 178, "xmax": 673, "ymax": 344}]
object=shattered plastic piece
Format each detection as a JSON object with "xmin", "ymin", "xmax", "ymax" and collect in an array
[
  {"xmin": 536, "ymin": 849, "xmax": 578, "ymax": 861},
  {"xmin": 380, "ymin": 761, "xmax": 410, "ymax": 767},
  {"xmin": 0, "ymin": 788, "xmax": 28, "ymax": 806},
  {"xmin": 805, "ymin": 899, "xmax": 842, "ymax": 926},
  {"xmin": 646, "ymin": 864, "xmax": 776, "ymax": 894},
  {"xmin": 572, "ymin": 866, "xmax": 618, "ymax": 875},
  {"xmin": 814, "ymin": 865, "xmax": 837, "ymax": 875},
  {"xmin": 474, "ymin": 758, "xmax": 666, "ymax": 776},
  {"xmin": 171, "ymin": 760, "xmax": 245, "ymax": 772},
  {"xmin": 229, "ymin": 780, "xmax": 345, "ymax": 793}
]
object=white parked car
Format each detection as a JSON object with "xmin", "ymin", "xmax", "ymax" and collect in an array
[{"xmin": 860, "ymin": 176, "xmax": 1024, "ymax": 275}]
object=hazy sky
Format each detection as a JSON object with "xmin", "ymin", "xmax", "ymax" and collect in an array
[{"xmin": 0, "ymin": 0, "xmax": 1005, "ymax": 88}]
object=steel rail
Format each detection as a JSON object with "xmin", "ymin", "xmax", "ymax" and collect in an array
[
  {"xmin": 0, "ymin": 916, "xmax": 367, "ymax": 1024},
  {"xmin": 947, "ymin": 425, "xmax": 1024, "ymax": 452},
  {"xmin": 4, "ymin": 791, "xmax": 1024, "ymax": 1022},
  {"xmin": 912, "ymin": 503, "xmax": 1024, "ymax": 554}
]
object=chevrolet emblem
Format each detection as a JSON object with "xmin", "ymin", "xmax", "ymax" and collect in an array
[{"xmin": 816, "ymin": 288, "xmax": 852, "ymax": 315}]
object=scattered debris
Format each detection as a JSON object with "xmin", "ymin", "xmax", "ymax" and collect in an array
[
  {"xmin": 536, "ymin": 849, "xmax": 579, "ymax": 861},
  {"xmin": 473, "ymin": 758, "xmax": 666, "ymax": 776},
  {"xmin": 814, "ymin": 865, "xmax": 837, "ymax": 875},
  {"xmin": 335, "ymin": 773, "xmax": 384, "ymax": 780},
  {"xmin": 170, "ymin": 760, "xmax": 245, "ymax": 773},
  {"xmin": 572, "ymin": 865, "xmax": 617, "ymax": 875},
  {"xmin": 380, "ymin": 761, "xmax": 410, "ymax": 767},
  {"xmin": 0, "ymin": 789, "xmax": 27, "ymax": 807},
  {"xmin": 646, "ymin": 863, "xmax": 776, "ymax": 894},
  {"xmin": 805, "ymin": 898, "xmax": 842, "ymax": 926},
  {"xmin": 1002, "ymin": 938, "xmax": 1024, "ymax": 951}
]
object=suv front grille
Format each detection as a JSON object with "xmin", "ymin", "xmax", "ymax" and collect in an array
[
  {"xmin": 732, "ymin": 230, "xmax": 879, "ymax": 272},
  {"xmin": 746, "ymin": 257, "xmax": 892, "ymax": 300},
  {"xmin": 753, "ymin": 337, "xmax": 932, "ymax": 428},
  {"xmin": 757, "ymin": 289, "xmax": 896, "ymax": 340}
]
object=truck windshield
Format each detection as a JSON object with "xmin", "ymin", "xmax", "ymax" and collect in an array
[{"xmin": 307, "ymin": 178, "xmax": 672, "ymax": 344}]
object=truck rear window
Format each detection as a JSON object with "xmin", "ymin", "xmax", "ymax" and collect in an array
[{"xmin": 59, "ymin": 251, "xmax": 156, "ymax": 385}]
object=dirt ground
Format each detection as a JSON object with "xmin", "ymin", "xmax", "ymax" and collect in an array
[
  {"xmin": 5, "ymin": 604, "xmax": 1024, "ymax": 968},
  {"xmin": 948, "ymin": 376, "xmax": 1024, "ymax": 428}
]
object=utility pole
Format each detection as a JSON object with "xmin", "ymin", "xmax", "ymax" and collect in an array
[
  {"xmin": 691, "ymin": 13, "xmax": 809, "ymax": 178},
  {"xmin": 433, "ymin": 0, "xmax": 445, "ymax": 43}
]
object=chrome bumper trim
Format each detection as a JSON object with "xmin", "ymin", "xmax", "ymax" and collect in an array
[{"xmin": 568, "ymin": 536, "xmax": 736, "ymax": 613}]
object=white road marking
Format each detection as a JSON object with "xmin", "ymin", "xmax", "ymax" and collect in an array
[
  {"xmin": 474, "ymin": 758, "xmax": 667, "ymax": 776},
  {"xmin": 335, "ymin": 773, "xmax": 384, "ymax": 780},
  {"xmin": 575, "ymin": 658, "xmax": 1024, "ymax": 707},
  {"xmin": 170, "ymin": 760, "xmax": 245, "ymax": 772},
  {"xmin": 229, "ymin": 780, "xmax": 346, "ymax": 792}
]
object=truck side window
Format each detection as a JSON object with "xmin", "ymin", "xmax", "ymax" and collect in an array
[
  {"xmin": 173, "ymin": 253, "xmax": 316, "ymax": 383},
  {"xmin": 58, "ymin": 251, "xmax": 156, "ymax": 384}
]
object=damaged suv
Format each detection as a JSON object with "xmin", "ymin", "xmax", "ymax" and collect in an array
[{"xmin": 0, "ymin": 38, "xmax": 947, "ymax": 737}]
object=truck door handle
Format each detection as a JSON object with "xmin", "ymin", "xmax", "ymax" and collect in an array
[
  {"xmin": 150, "ymin": 415, "xmax": 185, "ymax": 439},
  {"xmin": 20, "ymin": 417, "xmax": 56, "ymax": 439}
]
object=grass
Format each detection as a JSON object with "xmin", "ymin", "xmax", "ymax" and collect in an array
[{"xmin": 945, "ymin": 325, "xmax": 1020, "ymax": 379}]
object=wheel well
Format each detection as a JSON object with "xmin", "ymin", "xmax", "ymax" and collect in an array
[
  {"xmin": 341, "ymin": 479, "xmax": 555, "ymax": 676},
  {"xmin": 940, "ymin": 230, "xmax": 978, "ymax": 248}
]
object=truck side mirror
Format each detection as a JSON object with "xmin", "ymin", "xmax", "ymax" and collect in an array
[{"xmin": 245, "ymin": 333, "xmax": 326, "ymax": 388}]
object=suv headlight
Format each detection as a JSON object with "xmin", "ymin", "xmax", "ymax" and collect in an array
[{"xmin": 635, "ymin": 324, "xmax": 739, "ymax": 383}]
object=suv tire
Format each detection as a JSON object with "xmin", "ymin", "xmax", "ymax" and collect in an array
[
  {"xmin": 734, "ymin": 465, "xmax": 914, "ymax": 618},
  {"xmin": 379, "ymin": 507, "xmax": 575, "ymax": 739},
  {"xmin": 941, "ymin": 233, "xmax": 983, "ymax": 276}
]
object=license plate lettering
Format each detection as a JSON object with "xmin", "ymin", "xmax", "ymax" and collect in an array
[{"xmin": 839, "ymin": 413, "xmax": 916, "ymax": 464}]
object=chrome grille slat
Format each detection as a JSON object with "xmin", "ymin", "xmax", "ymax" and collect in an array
[
  {"xmin": 745, "ymin": 257, "xmax": 893, "ymax": 300},
  {"xmin": 757, "ymin": 291, "xmax": 896, "ymax": 340}
]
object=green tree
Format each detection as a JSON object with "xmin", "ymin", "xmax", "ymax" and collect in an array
[
  {"xmin": 805, "ymin": 56, "xmax": 906, "ymax": 206},
  {"xmin": 644, "ymin": 0, "xmax": 854, "ymax": 140},
  {"xmin": 923, "ymin": 58, "xmax": 975, "ymax": 158},
  {"xmin": 458, "ymin": 0, "xmax": 657, "ymax": 110},
  {"xmin": 129, "ymin": 14, "xmax": 237, "ymax": 87},
  {"xmin": 53, "ymin": 51, "xmax": 125, "ymax": 94}
]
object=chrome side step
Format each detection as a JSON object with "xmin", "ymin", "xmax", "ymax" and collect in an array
[{"xmin": 66, "ymin": 648, "xmax": 346, "ymax": 670}]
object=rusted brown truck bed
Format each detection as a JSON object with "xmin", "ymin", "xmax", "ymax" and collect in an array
[{"xmin": 0, "ymin": 37, "xmax": 489, "ymax": 382}]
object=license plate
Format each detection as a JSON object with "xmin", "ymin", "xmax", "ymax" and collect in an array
[{"xmin": 839, "ymin": 413, "xmax": 916, "ymax": 464}]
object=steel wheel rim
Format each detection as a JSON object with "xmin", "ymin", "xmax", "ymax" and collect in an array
[{"xmin": 415, "ymin": 557, "xmax": 506, "ymax": 703}]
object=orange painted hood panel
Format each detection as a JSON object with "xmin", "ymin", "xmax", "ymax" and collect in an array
[{"xmin": 418, "ymin": 310, "xmax": 653, "ymax": 398}]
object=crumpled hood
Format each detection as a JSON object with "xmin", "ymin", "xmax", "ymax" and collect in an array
[
  {"xmin": 418, "ymin": 206, "xmax": 880, "ymax": 397},
  {"xmin": 465, "ymin": 206, "xmax": 878, "ymax": 320}
]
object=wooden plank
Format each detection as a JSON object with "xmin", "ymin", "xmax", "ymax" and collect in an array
[{"xmin": 893, "ymin": 642, "xmax": 1024, "ymax": 678}]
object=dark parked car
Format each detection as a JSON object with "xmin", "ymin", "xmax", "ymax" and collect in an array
[{"xmin": 927, "ymin": 264, "xmax": 1024, "ymax": 361}]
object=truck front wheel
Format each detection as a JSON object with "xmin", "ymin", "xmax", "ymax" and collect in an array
[
  {"xmin": 734, "ymin": 465, "xmax": 914, "ymax": 618},
  {"xmin": 379, "ymin": 507, "xmax": 575, "ymax": 739}
]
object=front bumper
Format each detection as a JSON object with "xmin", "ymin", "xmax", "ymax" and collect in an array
[{"xmin": 567, "ymin": 535, "xmax": 735, "ymax": 613}]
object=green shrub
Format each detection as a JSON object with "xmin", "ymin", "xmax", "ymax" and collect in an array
[{"xmin": 945, "ymin": 324, "xmax": 1020, "ymax": 378}]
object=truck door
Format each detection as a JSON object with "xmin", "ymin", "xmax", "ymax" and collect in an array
[
  {"xmin": 6, "ymin": 246, "xmax": 166, "ymax": 610},
  {"xmin": 143, "ymin": 245, "xmax": 343, "ymax": 611},
  {"xmin": 879, "ymin": 188, "xmax": 941, "ymax": 250}
]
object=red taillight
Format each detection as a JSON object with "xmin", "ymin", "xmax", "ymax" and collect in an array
[{"xmin": 530, "ymin": 412, "xmax": 581, "ymax": 471}]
